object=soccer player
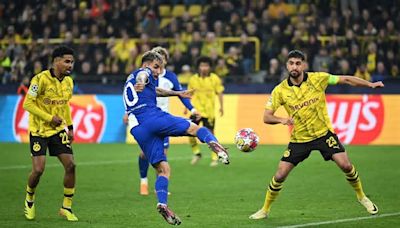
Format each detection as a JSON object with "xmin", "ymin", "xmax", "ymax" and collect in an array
[
  {"xmin": 123, "ymin": 51, "xmax": 229, "ymax": 225},
  {"xmin": 187, "ymin": 56, "xmax": 224, "ymax": 166},
  {"xmin": 135, "ymin": 46, "xmax": 200, "ymax": 195},
  {"xmin": 23, "ymin": 46, "xmax": 78, "ymax": 221},
  {"xmin": 250, "ymin": 50, "xmax": 383, "ymax": 220}
]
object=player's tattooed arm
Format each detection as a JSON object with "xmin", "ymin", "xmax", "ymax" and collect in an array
[
  {"xmin": 156, "ymin": 88, "xmax": 194, "ymax": 98},
  {"xmin": 134, "ymin": 72, "xmax": 149, "ymax": 92}
]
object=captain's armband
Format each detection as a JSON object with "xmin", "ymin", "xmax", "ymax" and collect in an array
[{"xmin": 328, "ymin": 75, "xmax": 339, "ymax": 85}]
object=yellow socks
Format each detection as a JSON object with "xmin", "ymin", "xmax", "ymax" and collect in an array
[
  {"xmin": 262, "ymin": 177, "xmax": 283, "ymax": 213},
  {"xmin": 190, "ymin": 137, "xmax": 201, "ymax": 155},
  {"xmin": 26, "ymin": 185, "xmax": 35, "ymax": 203},
  {"xmin": 345, "ymin": 165, "xmax": 366, "ymax": 200},
  {"xmin": 63, "ymin": 187, "xmax": 75, "ymax": 209}
]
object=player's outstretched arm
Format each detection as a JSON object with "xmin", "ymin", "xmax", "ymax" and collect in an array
[
  {"xmin": 263, "ymin": 109, "xmax": 294, "ymax": 125},
  {"xmin": 156, "ymin": 88, "xmax": 194, "ymax": 98},
  {"xmin": 337, "ymin": 76, "xmax": 384, "ymax": 88}
]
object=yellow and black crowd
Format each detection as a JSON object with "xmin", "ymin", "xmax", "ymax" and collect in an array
[{"xmin": 0, "ymin": 0, "xmax": 399, "ymax": 87}]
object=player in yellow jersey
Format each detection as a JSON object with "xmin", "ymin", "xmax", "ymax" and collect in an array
[
  {"xmin": 250, "ymin": 50, "xmax": 384, "ymax": 220},
  {"xmin": 23, "ymin": 46, "xmax": 78, "ymax": 221},
  {"xmin": 188, "ymin": 56, "xmax": 224, "ymax": 166}
]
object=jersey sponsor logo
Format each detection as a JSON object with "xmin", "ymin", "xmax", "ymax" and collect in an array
[
  {"xmin": 13, "ymin": 95, "xmax": 106, "ymax": 143},
  {"xmin": 43, "ymin": 98, "xmax": 68, "ymax": 105},
  {"xmin": 289, "ymin": 97, "xmax": 319, "ymax": 111},
  {"xmin": 327, "ymin": 95, "xmax": 384, "ymax": 144}
]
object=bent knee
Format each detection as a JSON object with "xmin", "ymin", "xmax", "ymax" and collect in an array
[
  {"xmin": 186, "ymin": 123, "xmax": 201, "ymax": 136},
  {"xmin": 32, "ymin": 167, "xmax": 45, "ymax": 176},
  {"xmin": 340, "ymin": 163, "xmax": 353, "ymax": 173}
]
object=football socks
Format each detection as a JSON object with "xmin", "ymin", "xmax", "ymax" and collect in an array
[
  {"xmin": 262, "ymin": 177, "xmax": 283, "ymax": 213},
  {"xmin": 155, "ymin": 176, "xmax": 169, "ymax": 205},
  {"xmin": 346, "ymin": 165, "xmax": 366, "ymax": 200}
]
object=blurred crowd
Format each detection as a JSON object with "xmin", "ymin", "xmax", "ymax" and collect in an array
[{"xmin": 1, "ymin": 0, "xmax": 399, "ymax": 88}]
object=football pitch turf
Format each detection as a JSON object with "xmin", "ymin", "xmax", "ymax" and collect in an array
[{"xmin": 1, "ymin": 143, "xmax": 399, "ymax": 227}]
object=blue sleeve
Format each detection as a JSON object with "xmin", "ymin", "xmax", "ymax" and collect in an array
[{"xmin": 170, "ymin": 72, "xmax": 194, "ymax": 110}]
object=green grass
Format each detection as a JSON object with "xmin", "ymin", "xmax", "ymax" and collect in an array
[{"xmin": 1, "ymin": 143, "xmax": 399, "ymax": 227}]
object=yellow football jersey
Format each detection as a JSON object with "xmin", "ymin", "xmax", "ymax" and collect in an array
[
  {"xmin": 23, "ymin": 69, "xmax": 73, "ymax": 137},
  {"xmin": 188, "ymin": 73, "xmax": 224, "ymax": 120},
  {"xmin": 266, "ymin": 72, "xmax": 334, "ymax": 143}
]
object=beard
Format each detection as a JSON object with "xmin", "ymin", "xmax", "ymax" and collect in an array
[{"xmin": 289, "ymin": 70, "xmax": 301, "ymax": 78}]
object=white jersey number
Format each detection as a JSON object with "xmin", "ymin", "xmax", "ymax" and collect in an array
[{"xmin": 123, "ymin": 81, "xmax": 139, "ymax": 109}]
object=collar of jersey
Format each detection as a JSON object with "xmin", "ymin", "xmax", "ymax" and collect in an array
[
  {"xmin": 287, "ymin": 72, "xmax": 308, "ymax": 87},
  {"xmin": 159, "ymin": 69, "xmax": 167, "ymax": 78},
  {"xmin": 50, "ymin": 68, "xmax": 66, "ymax": 82}
]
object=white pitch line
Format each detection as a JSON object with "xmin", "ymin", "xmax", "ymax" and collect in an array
[
  {"xmin": 277, "ymin": 212, "xmax": 400, "ymax": 228},
  {"xmin": 0, "ymin": 156, "xmax": 190, "ymax": 170}
]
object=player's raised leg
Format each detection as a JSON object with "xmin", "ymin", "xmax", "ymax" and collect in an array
[
  {"xmin": 24, "ymin": 155, "xmax": 46, "ymax": 220},
  {"xmin": 57, "ymin": 154, "xmax": 78, "ymax": 221},
  {"xmin": 138, "ymin": 152, "xmax": 150, "ymax": 195},
  {"xmin": 332, "ymin": 152, "xmax": 378, "ymax": 215},
  {"xmin": 250, "ymin": 161, "xmax": 294, "ymax": 219},
  {"xmin": 186, "ymin": 123, "xmax": 229, "ymax": 164}
]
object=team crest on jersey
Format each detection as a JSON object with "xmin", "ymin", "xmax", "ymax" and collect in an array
[
  {"xmin": 32, "ymin": 142, "xmax": 41, "ymax": 152},
  {"xmin": 283, "ymin": 149, "xmax": 291, "ymax": 157}
]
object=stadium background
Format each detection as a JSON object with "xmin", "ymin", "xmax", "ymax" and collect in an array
[
  {"xmin": 1, "ymin": 1, "xmax": 400, "ymax": 227},
  {"xmin": 0, "ymin": 0, "xmax": 399, "ymax": 144}
]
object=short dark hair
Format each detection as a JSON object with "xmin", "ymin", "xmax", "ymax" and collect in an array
[
  {"xmin": 52, "ymin": 46, "xmax": 74, "ymax": 62},
  {"xmin": 196, "ymin": 56, "xmax": 213, "ymax": 68},
  {"xmin": 287, "ymin": 50, "xmax": 306, "ymax": 61},
  {"xmin": 141, "ymin": 51, "xmax": 163, "ymax": 65}
]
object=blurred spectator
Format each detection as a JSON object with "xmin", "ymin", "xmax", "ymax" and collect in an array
[
  {"xmin": 142, "ymin": 9, "xmax": 160, "ymax": 37},
  {"xmin": 0, "ymin": 48, "xmax": 12, "ymax": 84},
  {"xmin": 225, "ymin": 46, "xmax": 241, "ymax": 77},
  {"xmin": 340, "ymin": 0, "xmax": 360, "ymax": 18},
  {"xmin": 17, "ymin": 76, "xmax": 30, "ymax": 96},
  {"xmin": 240, "ymin": 33, "xmax": 255, "ymax": 76},
  {"xmin": 366, "ymin": 42, "xmax": 377, "ymax": 73},
  {"xmin": 267, "ymin": 0, "xmax": 290, "ymax": 19},
  {"xmin": 312, "ymin": 48, "xmax": 332, "ymax": 72},
  {"xmin": 214, "ymin": 58, "xmax": 229, "ymax": 80},
  {"xmin": 178, "ymin": 65, "xmax": 192, "ymax": 86},
  {"xmin": 265, "ymin": 58, "xmax": 282, "ymax": 83},
  {"xmin": 371, "ymin": 61, "xmax": 388, "ymax": 82},
  {"xmin": 112, "ymin": 30, "xmax": 137, "ymax": 63},
  {"xmin": 354, "ymin": 63, "xmax": 371, "ymax": 81},
  {"xmin": 201, "ymin": 32, "xmax": 223, "ymax": 57}
]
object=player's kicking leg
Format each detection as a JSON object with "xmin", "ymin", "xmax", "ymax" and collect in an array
[{"xmin": 187, "ymin": 123, "xmax": 230, "ymax": 164}]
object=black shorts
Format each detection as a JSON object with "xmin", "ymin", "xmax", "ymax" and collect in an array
[
  {"xmin": 190, "ymin": 114, "xmax": 215, "ymax": 131},
  {"xmin": 281, "ymin": 131, "xmax": 345, "ymax": 166},
  {"xmin": 30, "ymin": 130, "xmax": 73, "ymax": 156}
]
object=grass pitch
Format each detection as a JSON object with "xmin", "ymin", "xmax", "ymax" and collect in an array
[{"xmin": 0, "ymin": 143, "xmax": 399, "ymax": 227}]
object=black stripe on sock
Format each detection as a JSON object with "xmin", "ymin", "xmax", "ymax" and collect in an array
[
  {"xmin": 268, "ymin": 184, "xmax": 282, "ymax": 192},
  {"xmin": 64, "ymin": 194, "xmax": 74, "ymax": 197}
]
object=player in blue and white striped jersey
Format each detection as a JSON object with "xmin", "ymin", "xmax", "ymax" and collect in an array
[{"xmin": 123, "ymin": 51, "xmax": 228, "ymax": 225}]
